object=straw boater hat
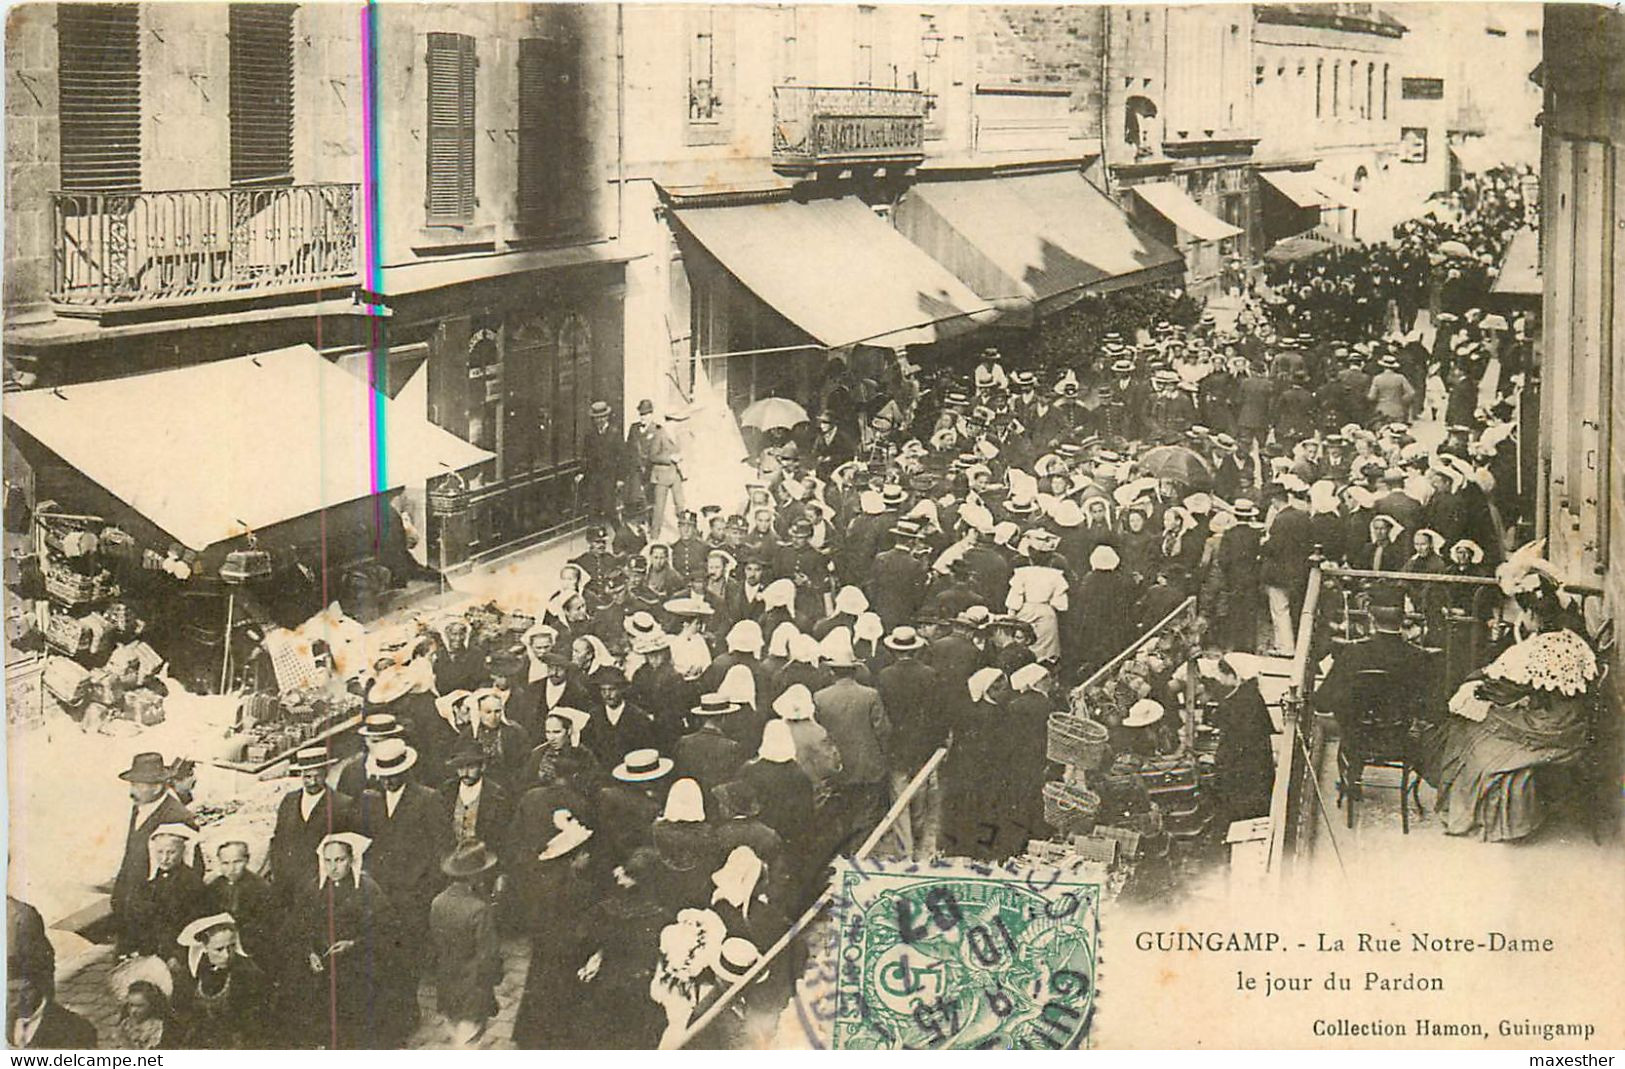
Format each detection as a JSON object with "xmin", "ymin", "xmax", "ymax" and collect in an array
[
  {"xmin": 289, "ymin": 746, "xmax": 335, "ymax": 774},
  {"xmin": 359, "ymin": 713, "xmax": 405, "ymax": 739},
  {"xmin": 537, "ymin": 810, "xmax": 594, "ymax": 861},
  {"xmin": 690, "ymin": 693, "xmax": 739, "ymax": 718},
  {"xmin": 884, "ymin": 626, "xmax": 928, "ymax": 653},
  {"xmin": 366, "ymin": 737, "xmax": 418, "ymax": 778},
  {"xmin": 613, "ymin": 748, "xmax": 675, "ymax": 783}
]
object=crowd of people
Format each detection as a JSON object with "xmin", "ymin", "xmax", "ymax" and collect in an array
[{"xmin": 10, "ymin": 165, "xmax": 1604, "ymax": 1052}]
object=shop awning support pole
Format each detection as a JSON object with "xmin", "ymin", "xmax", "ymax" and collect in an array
[{"xmin": 218, "ymin": 592, "xmax": 236, "ymax": 694}]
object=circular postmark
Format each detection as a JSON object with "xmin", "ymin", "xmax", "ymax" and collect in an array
[{"xmin": 799, "ymin": 859, "xmax": 1099, "ymax": 1050}]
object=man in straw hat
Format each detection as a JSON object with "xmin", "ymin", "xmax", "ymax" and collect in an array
[
  {"xmin": 876, "ymin": 625, "xmax": 947, "ymax": 859},
  {"xmin": 811, "ymin": 633, "xmax": 893, "ymax": 842},
  {"xmin": 430, "ymin": 841, "xmax": 504, "ymax": 1045},
  {"xmin": 359, "ymin": 736, "xmax": 451, "ymax": 1027},
  {"xmin": 111, "ymin": 752, "xmax": 197, "ymax": 956},
  {"xmin": 673, "ymin": 694, "xmax": 747, "ymax": 793},
  {"xmin": 270, "ymin": 746, "xmax": 356, "ymax": 891}
]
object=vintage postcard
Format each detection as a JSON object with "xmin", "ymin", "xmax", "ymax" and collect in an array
[{"xmin": 3, "ymin": 0, "xmax": 1621, "ymax": 1053}]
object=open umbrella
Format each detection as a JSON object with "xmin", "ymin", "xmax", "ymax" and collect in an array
[
  {"xmin": 1436, "ymin": 240, "xmax": 1473, "ymax": 260},
  {"xmin": 739, "ymin": 396, "xmax": 809, "ymax": 432},
  {"xmin": 1136, "ymin": 445, "xmax": 1212, "ymax": 488}
]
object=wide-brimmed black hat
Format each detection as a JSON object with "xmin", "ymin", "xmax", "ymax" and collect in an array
[
  {"xmin": 118, "ymin": 752, "xmax": 170, "ymax": 784},
  {"xmin": 446, "ymin": 739, "xmax": 487, "ymax": 768},
  {"xmin": 441, "ymin": 840, "xmax": 499, "ymax": 878}
]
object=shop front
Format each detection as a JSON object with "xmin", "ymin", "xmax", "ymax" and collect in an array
[{"xmin": 368, "ymin": 256, "xmax": 628, "ymax": 568}]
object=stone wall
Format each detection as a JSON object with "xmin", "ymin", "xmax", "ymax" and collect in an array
[
  {"xmin": 4, "ymin": 5, "xmax": 59, "ymax": 320},
  {"xmin": 974, "ymin": 5, "xmax": 1105, "ymax": 138}
]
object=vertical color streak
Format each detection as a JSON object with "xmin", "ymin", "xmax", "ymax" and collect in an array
[{"xmin": 360, "ymin": 1, "xmax": 388, "ymax": 552}]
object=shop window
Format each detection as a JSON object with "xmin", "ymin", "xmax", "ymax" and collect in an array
[
  {"xmin": 425, "ymin": 32, "xmax": 477, "ymax": 223},
  {"xmin": 58, "ymin": 4, "xmax": 141, "ymax": 193},
  {"xmin": 229, "ymin": 5, "xmax": 296, "ymax": 188}
]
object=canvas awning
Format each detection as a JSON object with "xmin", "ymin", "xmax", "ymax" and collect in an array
[
  {"xmin": 669, "ymin": 198, "xmax": 995, "ymax": 350},
  {"xmin": 893, "ymin": 171, "xmax": 1184, "ymax": 315},
  {"xmin": 1132, "ymin": 182, "xmax": 1243, "ymax": 243},
  {"xmin": 1309, "ymin": 170, "xmax": 1363, "ymax": 209},
  {"xmin": 1258, "ymin": 169, "xmax": 1326, "ymax": 210},
  {"xmin": 1492, "ymin": 228, "xmax": 1542, "ymax": 296},
  {"xmin": 1263, "ymin": 225, "xmax": 1357, "ymax": 264},
  {"xmin": 3, "ymin": 344, "xmax": 492, "ymax": 551}
]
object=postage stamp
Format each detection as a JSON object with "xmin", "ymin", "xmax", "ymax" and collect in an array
[{"xmin": 812, "ymin": 858, "xmax": 1100, "ymax": 1050}]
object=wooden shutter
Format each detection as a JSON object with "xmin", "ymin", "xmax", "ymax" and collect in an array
[
  {"xmin": 229, "ymin": 5, "xmax": 295, "ymax": 187},
  {"xmin": 426, "ymin": 32, "xmax": 476, "ymax": 222},
  {"xmin": 57, "ymin": 4, "xmax": 141, "ymax": 193},
  {"xmin": 517, "ymin": 36, "xmax": 583, "ymax": 236}
]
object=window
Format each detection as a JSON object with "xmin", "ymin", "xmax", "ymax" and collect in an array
[
  {"xmin": 229, "ymin": 5, "xmax": 296, "ymax": 188},
  {"xmin": 1365, "ymin": 62, "xmax": 1374, "ymax": 121},
  {"xmin": 688, "ymin": 8, "xmax": 720, "ymax": 120},
  {"xmin": 57, "ymin": 4, "xmax": 141, "ymax": 192},
  {"xmin": 518, "ymin": 35, "xmax": 583, "ymax": 237},
  {"xmin": 425, "ymin": 32, "xmax": 476, "ymax": 223},
  {"xmin": 1401, "ymin": 77, "xmax": 1444, "ymax": 101},
  {"xmin": 1256, "ymin": 64, "xmax": 1265, "ymax": 87},
  {"xmin": 1332, "ymin": 61, "xmax": 1340, "ymax": 115},
  {"xmin": 778, "ymin": 6, "xmax": 800, "ymax": 84},
  {"xmin": 855, "ymin": 6, "xmax": 875, "ymax": 86},
  {"xmin": 1399, "ymin": 126, "xmax": 1428, "ymax": 163},
  {"xmin": 1315, "ymin": 61, "xmax": 1323, "ymax": 117},
  {"xmin": 1382, "ymin": 64, "xmax": 1390, "ymax": 119}
]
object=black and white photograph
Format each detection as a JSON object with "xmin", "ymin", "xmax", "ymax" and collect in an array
[{"xmin": 3, "ymin": 0, "xmax": 1622, "ymax": 1052}]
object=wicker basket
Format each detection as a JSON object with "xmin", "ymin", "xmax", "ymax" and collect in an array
[
  {"xmin": 1042, "ymin": 781, "xmax": 1102, "ymax": 835},
  {"xmin": 428, "ymin": 472, "xmax": 472, "ymax": 515},
  {"xmin": 1047, "ymin": 714, "xmax": 1111, "ymax": 769}
]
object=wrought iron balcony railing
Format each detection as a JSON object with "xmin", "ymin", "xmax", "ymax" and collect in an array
[
  {"xmin": 51, "ymin": 183, "xmax": 360, "ymax": 310},
  {"xmin": 771, "ymin": 85, "xmax": 926, "ymax": 173}
]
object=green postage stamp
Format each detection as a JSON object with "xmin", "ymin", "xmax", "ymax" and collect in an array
[{"xmin": 824, "ymin": 858, "xmax": 1100, "ymax": 1050}]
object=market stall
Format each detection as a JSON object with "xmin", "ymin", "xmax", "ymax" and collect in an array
[{"xmin": 3, "ymin": 344, "xmax": 491, "ymax": 716}]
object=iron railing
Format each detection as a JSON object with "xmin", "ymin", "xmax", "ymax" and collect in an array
[
  {"xmin": 771, "ymin": 85, "xmax": 926, "ymax": 171},
  {"xmin": 51, "ymin": 183, "xmax": 359, "ymax": 307}
]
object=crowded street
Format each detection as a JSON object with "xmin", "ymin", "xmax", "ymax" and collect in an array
[{"xmin": 5, "ymin": 0, "xmax": 1621, "ymax": 1054}]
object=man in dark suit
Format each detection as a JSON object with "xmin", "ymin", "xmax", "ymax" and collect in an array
[
  {"xmin": 359, "ymin": 738, "xmax": 451, "ymax": 1022},
  {"xmin": 269, "ymin": 747, "xmax": 357, "ymax": 890},
  {"xmin": 813, "ymin": 649, "xmax": 894, "ymax": 844},
  {"xmin": 1260, "ymin": 482, "xmax": 1317, "ymax": 655},
  {"xmin": 440, "ymin": 740, "xmax": 513, "ymax": 864},
  {"xmin": 110, "ymin": 752, "xmax": 196, "ymax": 950},
  {"xmin": 595, "ymin": 750, "xmax": 675, "ymax": 863},
  {"xmin": 870, "ymin": 526, "xmax": 928, "ymax": 630},
  {"xmin": 673, "ymin": 695, "xmax": 748, "ymax": 793},
  {"xmin": 7, "ymin": 973, "xmax": 96, "ymax": 1049},
  {"xmin": 581, "ymin": 668, "xmax": 661, "ymax": 768},
  {"xmin": 875, "ymin": 627, "xmax": 947, "ymax": 858},
  {"xmin": 1313, "ymin": 606, "xmax": 1436, "ymax": 785},
  {"xmin": 579, "ymin": 400, "xmax": 626, "ymax": 524}
]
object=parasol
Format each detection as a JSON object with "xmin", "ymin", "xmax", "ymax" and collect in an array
[
  {"xmin": 1136, "ymin": 445, "xmax": 1213, "ymax": 488},
  {"xmin": 738, "ymin": 396, "xmax": 809, "ymax": 432},
  {"xmin": 1436, "ymin": 240, "xmax": 1474, "ymax": 259}
]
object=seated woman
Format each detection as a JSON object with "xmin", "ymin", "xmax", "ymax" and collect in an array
[{"xmin": 1427, "ymin": 627, "xmax": 1597, "ymax": 842}]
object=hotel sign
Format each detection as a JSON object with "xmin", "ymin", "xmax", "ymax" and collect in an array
[{"xmin": 774, "ymin": 85, "xmax": 927, "ymax": 172}]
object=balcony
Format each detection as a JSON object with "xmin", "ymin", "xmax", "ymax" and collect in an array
[
  {"xmin": 51, "ymin": 183, "xmax": 359, "ymax": 316},
  {"xmin": 771, "ymin": 85, "xmax": 926, "ymax": 174}
]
